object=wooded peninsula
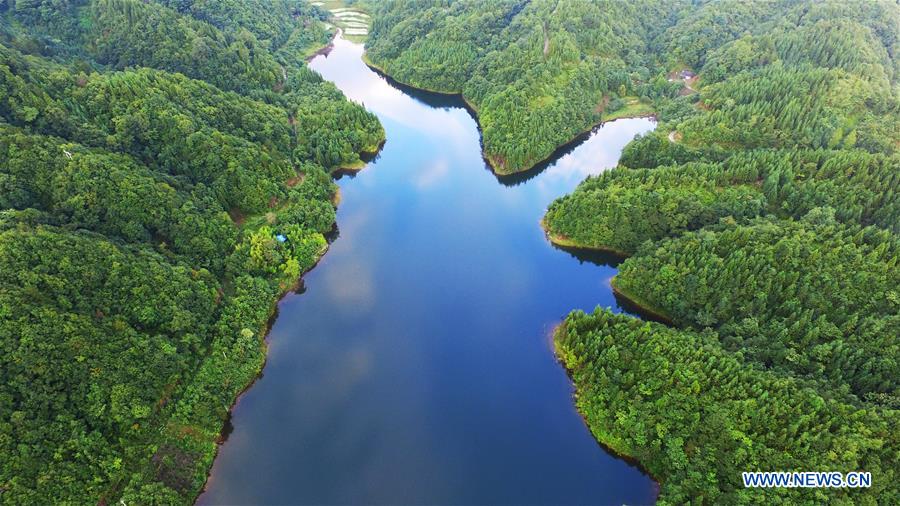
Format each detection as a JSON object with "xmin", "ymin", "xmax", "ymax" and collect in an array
[{"xmin": 369, "ymin": 0, "xmax": 898, "ymax": 503}]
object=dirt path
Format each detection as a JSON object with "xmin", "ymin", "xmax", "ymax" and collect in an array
[
  {"xmin": 542, "ymin": 21, "xmax": 550, "ymax": 56},
  {"xmin": 684, "ymin": 78, "xmax": 697, "ymax": 93}
]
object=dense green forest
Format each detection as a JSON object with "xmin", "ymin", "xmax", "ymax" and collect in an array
[
  {"xmin": 557, "ymin": 308, "xmax": 898, "ymax": 504},
  {"xmin": 367, "ymin": 0, "xmax": 898, "ymax": 175},
  {"xmin": 367, "ymin": 0, "xmax": 674, "ymax": 173},
  {"xmin": 369, "ymin": 0, "xmax": 898, "ymax": 502},
  {"xmin": 2, "ymin": 0, "xmax": 898, "ymax": 503},
  {"xmin": 0, "ymin": 0, "xmax": 382, "ymax": 503}
]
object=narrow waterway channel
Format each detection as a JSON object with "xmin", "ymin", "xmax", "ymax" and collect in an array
[{"xmin": 198, "ymin": 35, "xmax": 657, "ymax": 505}]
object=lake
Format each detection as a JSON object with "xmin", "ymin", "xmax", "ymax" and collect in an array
[{"xmin": 198, "ymin": 35, "xmax": 657, "ymax": 505}]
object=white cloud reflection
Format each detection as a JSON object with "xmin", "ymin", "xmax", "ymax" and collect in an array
[
  {"xmin": 413, "ymin": 158, "xmax": 450, "ymax": 189},
  {"xmin": 541, "ymin": 117, "xmax": 657, "ymax": 183},
  {"xmin": 310, "ymin": 37, "xmax": 472, "ymax": 143},
  {"xmin": 321, "ymin": 209, "xmax": 377, "ymax": 310}
]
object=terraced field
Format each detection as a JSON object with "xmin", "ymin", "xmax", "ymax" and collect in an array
[{"xmin": 313, "ymin": 1, "xmax": 370, "ymax": 39}]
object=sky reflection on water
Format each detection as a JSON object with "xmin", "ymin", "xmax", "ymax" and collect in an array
[{"xmin": 198, "ymin": 36, "xmax": 658, "ymax": 506}]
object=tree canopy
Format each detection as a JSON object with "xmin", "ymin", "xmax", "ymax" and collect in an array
[
  {"xmin": 0, "ymin": 0, "xmax": 383, "ymax": 503},
  {"xmin": 366, "ymin": 0, "xmax": 897, "ymax": 174},
  {"xmin": 500, "ymin": 0, "xmax": 900, "ymax": 503}
]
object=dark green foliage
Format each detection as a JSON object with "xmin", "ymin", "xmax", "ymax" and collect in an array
[
  {"xmin": 154, "ymin": 0, "xmax": 330, "ymax": 52},
  {"xmin": 0, "ymin": 1, "xmax": 383, "ymax": 504},
  {"xmin": 5, "ymin": 0, "xmax": 333, "ymax": 93},
  {"xmin": 557, "ymin": 309, "xmax": 899, "ymax": 504},
  {"xmin": 0, "ymin": 49, "xmax": 293, "ymax": 213},
  {"xmin": 526, "ymin": 1, "xmax": 900, "ymax": 503},
  {"xmin": 616, "ymin": 217, "xmax": 900, "ymax": 402},
  {"xmin": 679, "ymin": 65, "xmax": 896, "ymax": 153},
  {"xmin": 747, "ymin": 149, "xmax": 900, "ymax": 233},
  {"xmin": 5, "ymin": 0, "xmax": 86, "ymax": 43},
  {"xmin": 287, "ymin": 67, "xmax": 384, "ymax": 167},
  {"xmin": 618, "ymin": 130, "xmax": 718, "ymax": 169},
  {"xmin": 545, "ymin": 162, "xmax": 766, "ymax": 254},
  {"xmin": 0, "ymin": 125, "xmax": 237, "ymax": 270},
  {"xmin": 369, "ymin": 0, "xmax": 899, "ymax": 173},
  {"xmin": 0, "ymin": 37, "xmax": 381, "ymax": 212},
  {"xmin": 546, "ymin": 149, "xmax": 900, "ymax": 254},
  {"xmin": 367, "ymin": 0, "xmax": 679, "ymax": 173},
  {"xmin": 0, "ymin": 226, "xmax": 219, "ymax": 504},
  {"xmin": 89, "ymin": 0, "xmax": 281, "ymax": 94}
]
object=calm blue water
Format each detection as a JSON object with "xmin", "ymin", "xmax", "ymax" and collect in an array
[{"xmin": 198, "ymin": 36, "xmax": 657, "ymax": 506}]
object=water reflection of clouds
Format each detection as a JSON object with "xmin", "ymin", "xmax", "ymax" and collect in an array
[
  {"xmin": 323, "ymin": 257, "xmax": 375, "ymax": 309},
  {"xmin": 531, "ymin": 118, "xmax": 656, "ymax": 203},
  {"xmin": 312, "ymin": 38, "xmax": 472, "ymax": 145},
  {"xmin": 541, "ymin": 118, "xmax": 656, "ymax": 183},
  {"xmin": 205, "ymin": 33, "xmax": 660, "ymax": 506},
  {"xmin": 413, "ymin": 158, "xmax": 450, "ymax": 190},
  {"xmin": 290, "ymin": 344, "xmax": 372, "ymax": 429},
  {"xmin": 322, "ymin": 209, "xmax": 376, "ymax": 311}
]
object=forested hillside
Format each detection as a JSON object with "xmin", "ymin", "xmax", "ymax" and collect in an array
[
  {"xmin": 367, "ymin": 0, "xmax": 898, "ymax": 176},
  {"xmin": 367, "ymin": 0, "xmax": 674, "ymax": 173},
  {"xmin": 541, "ymin": 0, "xmax": 900, "ymax": 503},
  {"xmin": 368, "ymin": 0, "xmax": 900, "ymax": 502},
  {"xmin": 0, "ymin": 0, "xmax": 382, "ymax": 503}
]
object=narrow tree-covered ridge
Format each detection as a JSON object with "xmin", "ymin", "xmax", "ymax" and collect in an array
[
  {"xmin": 366, "ymin": 0, "xmax": 897, "ymax": 175},
  {"xmin": 366, "ymin": 0, "xmax": 895, "ymax": 502},
  {"xmin": 0, "ymin": 0, "xmax": 383, "ymax": 503},
  {"xmin": 539, "ymin": 0, "xmax": 899, "ymax": 503}
]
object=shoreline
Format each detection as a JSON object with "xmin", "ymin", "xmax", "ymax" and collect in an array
[
  {"xmin": 193, "ymin": 249, "xmax": 325, "ymax": 500},
  {"xmin": 362, "ymin": 54, "xmax": 468, "ymax": 99},
  {"xmin": 543, "ymin": 226, "xmax": 674, "ymax": 502},
  {"xmin": 193, "ymin": 175, "xmax": 365, "ymax": 503},
  {"xmin": 305, "ymin": 38, "xmax": 336, "ymax": 62},
  {"xmin": 198, "ymin": 32, "xmax": 657, "ymax": 504},
  {"xmin": 539, "ymin": 218, "xmax": 631, "ymax": 258},
  {"xmin": 304, "ymin": 26, "xmax": 343, "ymax": 63},
  {"xmin": 538, "ymin": 220, "xmax": 674, "ymax": 326},
  {"xmin": 193, "ymin": 213, "xmax": 337, "ymax": 502},
  {"xmin": 489, "ymin": 110, "xmax": 656, "ymax": 176},
  {"xmin": 333, "ymin": 138, "xmax": 386, "ymax": 174},
  {"xmin": 193, "ymin": 32, "xmax": 384, "ymax": 502},
  {"xmin": 552, "ymin": 323, "xmax": 663, "ymax": 501},
  {"xmin": 362, "ymin": 54, "xmax": 481, "ymax": 116},
  {"xmin": 368, "ymin": 40, "xmax": 667, "ymax": 502},
  {"xmin": 610, "ymin": 278, "xmax": 675, "ymax": 326},
  {"xmin": 362, "ymin": 52, "xmax": 656, "ymax": 176},
  {"xmin": 363, "ymin": 53, "xmax": 659, "ymax": 177}
]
